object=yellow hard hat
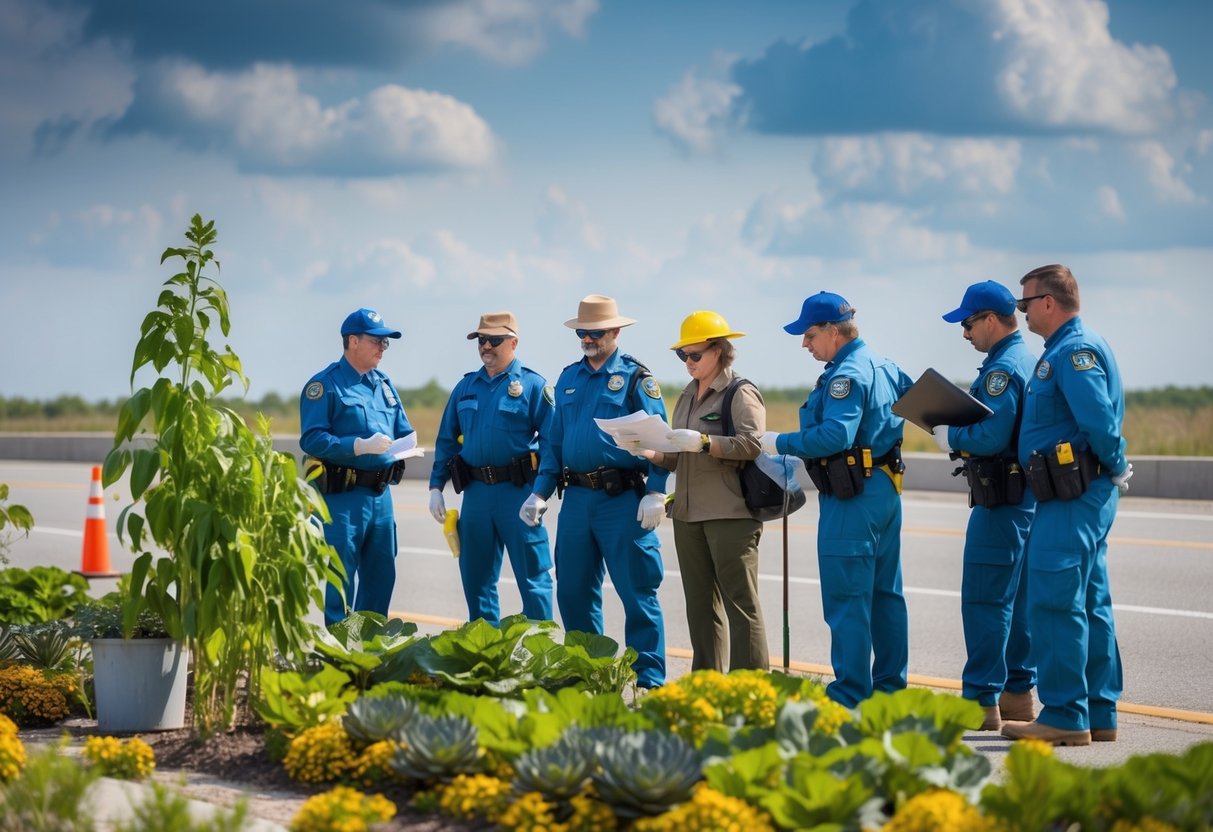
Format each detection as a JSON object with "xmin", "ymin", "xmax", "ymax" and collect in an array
[{"xmin": 670, "ymin": 310, "xmax": 746, "ymax": 350}]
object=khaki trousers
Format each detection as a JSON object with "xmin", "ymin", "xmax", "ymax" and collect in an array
[{"xmin": 673, "ymin": 517, "xmax": 769, "ymax": 672}]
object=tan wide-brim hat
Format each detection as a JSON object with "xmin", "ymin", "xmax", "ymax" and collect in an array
[
  {"xmin": 563, "ymin": 294, "xmax": 637, "ymax": 330},
  {"xmin": 467, "ymin": 311, "xmax": 519, "ymax": 339}
]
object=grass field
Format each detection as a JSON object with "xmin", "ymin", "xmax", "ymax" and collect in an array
[{"xmin": 2, "ymin": 397, "xmax": 1211, "ymax": 457}]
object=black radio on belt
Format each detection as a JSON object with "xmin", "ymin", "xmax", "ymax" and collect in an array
[
  {"xmin": 1026, "ymin": 442, "xmax": 1103, "ymax": 503},
  {"xmin": 951, "ymin": 454, "xmax": 1026, "ymax": 509},
  {"xmin": 804, "ymin": 443, "xmax": 899, "ymax": 501}
]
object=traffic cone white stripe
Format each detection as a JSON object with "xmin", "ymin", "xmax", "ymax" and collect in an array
[{"xmin": 77, "ymin": 464, "xmax": 120, "ymax": 578}]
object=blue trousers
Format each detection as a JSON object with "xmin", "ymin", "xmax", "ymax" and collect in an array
[
  {"xmin": 553, "ymin": 486, "xmax": 666, "ymax": 688},
  {"xmin": 457, "ymin": 480, "xmax": 553, "ymax": 625},
  {"xmin": 1026, "ymin": 478, "xmax": 1123, "ymax": 731},
  {"xmin": 321, "ymin": 486, "xmax": 397, "ymax": 626},
  {"xmin": 961, "ymin": 501, "xmax": 1036, "ymax": 705},
  {"xmin": 816, "ymin": 471, "xmax": 908, "ymax": 707}
]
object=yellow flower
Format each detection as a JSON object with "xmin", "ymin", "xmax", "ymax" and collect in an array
[
  {"xmin": 884, "ymin": 789, "xmax": 992, "ymax": 832},
  {"xmin": 284, "ymin": 722, "xmax": 356, "ymax": 784},
  {"xmin": 83, "ymin": 736, "xmax": 155, "ymax": 780},
  {"xmin": 0, "ymin": 728, "xmax": 25, "ymax": 783},
  {"xmin": 290, "ymin": 785, "xmax": 395, "ymax": 832}
]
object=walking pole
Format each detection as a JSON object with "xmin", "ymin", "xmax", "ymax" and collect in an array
[{"xmin": 782, "ymin": 455, "xmax": 790, "ymax": 670}]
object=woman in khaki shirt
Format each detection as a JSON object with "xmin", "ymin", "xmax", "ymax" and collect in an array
[{"xmin": 646, "ymin": 310, "xmax": 769, "ymax": 672}]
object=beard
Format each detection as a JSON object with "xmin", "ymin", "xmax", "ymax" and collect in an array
[{"xmin": 581, "ymin": 342, "xmax": 603, "ymax": 358}]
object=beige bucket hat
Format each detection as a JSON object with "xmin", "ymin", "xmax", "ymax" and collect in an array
[
  {"xmin": 563, "ymin": 294, "xmax": 637, "ymax": 330},
  {"xmin": 466, "ymin": 311, "xmax": 518, "ymax": 340}
]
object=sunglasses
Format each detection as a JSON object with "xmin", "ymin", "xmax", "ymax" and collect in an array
[
  {"xmin": 675, "ymin": 347, "xmax": 713, "ymax": 362},
  {"xmin": 361, "ymin": 335, "xmax": 390, "ymax": 350},
  {"xmin": 1016, "ymin": 294, "xmax": 1050, "ymax": 313},
  {"xmin": 477, "ymin": 335, "xmax": 508, "ymax": 347},
  {"xmin": 961, "ymin": 312, "xmax": 992, "ymax": 332},
  {"xmin": 575, "ymin": 329, "xmax": 607, "ymax": 340}
]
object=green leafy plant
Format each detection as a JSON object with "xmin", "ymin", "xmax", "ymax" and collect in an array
[
  {"xmin": 342, "ymin": 694, "xmax": 417, "ymax": 745},
  {"xmin": 115, "ymin": 779, "xmax": 249, "ymax": 832},
  {"xmin": 0, "ymin": 484, "xmax": 33, "ymax": 567},
  {"xmin": 6, "ymin": 623, "xmax": 75, "ymax": 673},
  {"xmin": 256, "ymin": 665, "xmax": 357, "ymax": 738},
  {"xmin": 590, "ymin": 729, "xmax": 703, "ymax": 818},
  {"xmin": 70, "ymin": 593, "xmax": 170, "ymax": 640},
  {"xmin": 0, "ymin": 566, "xmax": 88, "ymax": 625},
  {"xmin": 387, "ymin": 614, "xmax": 636, "ymax": 696},
  {"xmin": 102, "ymin": 214, "xmax": 337, "ymax": 733},
  {"xmin": 391, "ymin": 713, "xmax": 483, "ymax": 783},
  {"xmin": 311, "ymin": 611, "xmax": 419, "ymax": 690}
]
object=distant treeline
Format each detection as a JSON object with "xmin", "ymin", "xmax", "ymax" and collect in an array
[{"xmin": 2, "ymin": 383, "xmax": 1211, "ymax": 421}]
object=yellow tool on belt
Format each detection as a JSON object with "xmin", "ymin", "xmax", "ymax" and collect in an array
[{"xmin": 443, "ymin": 509, "xmax": 460, "ymax": 558}]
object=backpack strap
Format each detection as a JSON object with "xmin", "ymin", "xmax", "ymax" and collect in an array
[{"xmin": 719, "ymin": 377, "xmax": 754, "ymax": 438}]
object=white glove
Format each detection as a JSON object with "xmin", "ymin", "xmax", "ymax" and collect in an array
[
  {"xmin": 665, "ymin": 429, "xmax": 703, "ymax": 453},
  {"xmin": 519, "ymin": 493, "xmax": 547, "ymax": 527},
  {"xmin": 637, "ymin": 492, "xmax": 666, "ymax": 530},
  {"xmin": 616, "ymin": 438, "xmax": 649, "ymax": 457},
  {"xmin": 932, "ymin": 425, "xmax": 952, "ymax": 453},
  {"xmin": 353, "ymin": 433, "xmax": 392, "ymax": 455},
  {"xmin": 1111, "ymin": 462, "xmax": 1134, "ymax": 494},
  {"xmin": 428, "ymin": 489, "xmax": 446, "ymax": 523},
  {"xmin": 760, "ymin": 431, "xmax": 780, "ymax": 455}
]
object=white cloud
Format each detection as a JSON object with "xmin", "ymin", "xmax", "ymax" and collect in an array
[
  {"xmin": 653, "ymin": 70, "xmax": 743, "ymax": 154},
  {"xmin": 122, "ymin": 61, "xmax": 497, "ymax": 176},
  {"xmin": 1136, "ymin": 140, "xmax": 1200, "ymax": 204},
  {"xmin": 994, "ymin": 0, "xmax": 1177, "ymax": 133},
  {"xmin": 536, "ymin": 185, "xmax": 604, "ymax": 252},
  {"xmin": 1095, "ymin": 185, "xmax": 1125, "ymax": 221},
  {"xmin": 816, "ymin": 134, "xmax": 1022, "ymax": 197},
  {"xmin": 732, "ymin": 0, "xmax": 1180, "ymax": 136},
  {"xmin": 422, "ymin": 0, "xmax": 599, "ymax": 65},
  {"xmin": 0, "ymin": 0, "xmax": 133, "ymax": 157},
  {"xmin": 743, "ymin": 192, "xmax": 972, "ymax": 263}
]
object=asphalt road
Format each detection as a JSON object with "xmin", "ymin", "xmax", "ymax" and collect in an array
[{"xmin": 5, "ymin": 459, "xmax": 1212, "ymax": 769}]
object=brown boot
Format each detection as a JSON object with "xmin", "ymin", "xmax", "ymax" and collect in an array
[
  {"xmin": 1091, "ymin": 728, "xmax": 1118, "ymax": 742},
  {"xmin": 1001, "ymin": 720, "xmax": 1091, "ymax": 746},
  {"xmin": 999, "ymin": 689, "xmax": 1036, "ymax": 722},
  {"xmin": 979, "ymin": 706, "xmax": 1002, "ymax": 731}
]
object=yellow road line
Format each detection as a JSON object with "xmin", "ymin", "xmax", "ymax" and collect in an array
[{"xmin": 391, "ymin": 610, "xmax": 1213, "ymax": 726}]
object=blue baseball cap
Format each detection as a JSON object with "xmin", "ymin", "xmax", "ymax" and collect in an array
[
  {"xmin": 941, "ymin": 281, "xmax": 1016, "ymax": 323},
  {"xmin": 340, "ymin": 308, "xmax": 402, "ymax": 338},
  {"xmin": 783, "ymin": 291, "xmax": 855, "ymax": 335}
]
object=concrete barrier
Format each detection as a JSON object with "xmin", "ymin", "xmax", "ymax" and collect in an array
[{"xmin": 2, "ymin": 434, "xmax": 1210, "ymax": 500}]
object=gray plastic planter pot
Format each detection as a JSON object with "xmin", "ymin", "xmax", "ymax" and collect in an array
[{"xmin": 90, "ymin": 638, "xmax": 189, "ymax": 732}]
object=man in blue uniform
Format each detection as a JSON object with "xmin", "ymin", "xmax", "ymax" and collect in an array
[
  {"xmin": 1002, "ymin": 264, "xmax": 1131, "ymax": 746},
  {"xmin": 931, "ymin": 281, "xmax": 1038, "ymax": 731},
  {"xmin": 761, "ymin": 291, "xmax": 913, "ymax": 707},
  {"xmin": 428, "ymin": 311, "xmax": 554, "ymax": 625},
  {"xmin": 519, "ymin": 294, "xmax": 671, "ymax": 688},
  {"xmin": 300, "ymin": 308, "xmax": 414, "ymax": 627}
]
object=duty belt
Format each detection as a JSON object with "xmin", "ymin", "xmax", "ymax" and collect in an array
[
  {"xmin": 558, "ymin": 466, "xmax": 645, "ymax": 495},
  {"xmin": 467, "ymin": 463, "xmax": 517, "ymax": 485}
]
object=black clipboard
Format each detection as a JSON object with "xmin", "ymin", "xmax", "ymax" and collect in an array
[{"xmin": 892, "ymin": 368, "xmax": 992, "ymax": 432}]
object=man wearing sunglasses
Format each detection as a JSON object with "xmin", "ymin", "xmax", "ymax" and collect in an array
[
  {"xmin": 1001, "ymin": 264, "xmax": 1130, "ymax": 747},
  {"xmin": 301, "ymin": 308, "xmax": 414, "ymax": 627},
  {"xmin": 428, "ymin": 311, "xmax": 554, "ymax": 625},
  {"xmin": 520, "ymin": 294, "xmax": 671, "ymax": 689},
  {"xmin": 934, "ymin": 280, "xmax": 1038, "ymax": 732}
]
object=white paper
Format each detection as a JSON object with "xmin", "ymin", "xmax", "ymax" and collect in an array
[
  {"xmin": 595, "ymin": 410, "xmax": 681, "ymax": 453},
  {"xmin": 389, "ymin": 434, "xmax": 425, "ymax": 460}
]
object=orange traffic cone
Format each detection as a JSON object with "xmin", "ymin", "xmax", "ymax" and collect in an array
[{"xmin": 76, "ymin": 465, "xmax": 121, "ymax": 578}]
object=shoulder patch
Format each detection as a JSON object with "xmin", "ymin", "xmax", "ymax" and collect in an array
[
  {"xmin": 1036, "ymin": 359, "xmax": 1052, "ymax": 380},
  {"xmin": 985, "ymin": 371, "xmax": 1010, "ymax": 397},
  {"xmin": 642, "ymin": 377, "xmax": 661, "ymax": 399},
  {"xmin": 543, "ymin": 385, "xmax": 555, "ymax": 406},
  {"xmin": 305, "ymin": 381, "xmax": 324, "ymax": 400},
  {"xmin": 828, "ymin": 377, "xmax": 852, "ymax": 399},
  {"xmin": 1071, "ymin": 351, "xmax": 1097, "ymax": 371}
]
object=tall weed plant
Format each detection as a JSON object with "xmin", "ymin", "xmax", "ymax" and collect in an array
[{"xmin": 103, "ymin": 214, "xmax": 337, "ymax": 734}]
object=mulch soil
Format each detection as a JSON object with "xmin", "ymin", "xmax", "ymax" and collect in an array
[{"xmin": 23, "ymin": 720, "xmax": 488, "ymax": 831}]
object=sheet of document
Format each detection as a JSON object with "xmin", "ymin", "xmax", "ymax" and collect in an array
[
  {"xmin": 389, "ymin": 433, "xmax": 425, "ymax": 460},
  {"xmin": 594, "ymin": 410, "xmax": 681, "ymax": 453}
]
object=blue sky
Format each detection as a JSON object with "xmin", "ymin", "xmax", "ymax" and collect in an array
[{"xmin": 2, "ymin": 0, "xmax": 1211, "ymax": 404}]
